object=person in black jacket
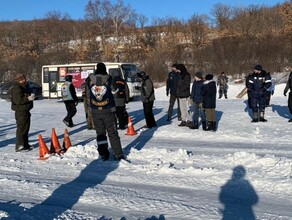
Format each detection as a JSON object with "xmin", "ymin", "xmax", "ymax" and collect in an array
[
  {"xmin": 10, "ymin": 73, "xmax": 35, "ymax": 152},
  {"xmin": 284, "ymin": 71, "xmax": 292, "ymax": 122},
  {"xmin": 166, "ymin": 63, "xmax": 181, "ymax": 121},
  {"xmin": 87, "ymin": 62, "xmax": 125, "ymax": 161},
  {"xmin": 111, "ymin": 71, "xmax": 130, "ymax": 130},
  {"xmin": 137, "ymin": 71, "xmax": 157, "ymax": 129},
  {"xmin": 61, "ymin": 75, "xmax": 78, "ymax": 127},
  {"xmin": 176, "ymin": 64, "xmax": 191, "ymax": 126},
  {"xmin": 201, "ymin": 74, "xmax": 217, "ymax": 131},
  {"xmin": 246, "ymin": 64, "xmax": 272, "ymax": 122}
]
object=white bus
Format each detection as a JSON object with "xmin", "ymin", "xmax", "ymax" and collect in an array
[{"xmin": 41, "ymin": 62, "xmax": 141, "ymax": 100}]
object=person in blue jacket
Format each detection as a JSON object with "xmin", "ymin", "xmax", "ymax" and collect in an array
[
  {"xmin": 189, "ymin": 71, "xmax": 206, "ymax": 130},
  {"xmin": 246, "ymin": 64, "xmax": 272, "ymax": 122}
]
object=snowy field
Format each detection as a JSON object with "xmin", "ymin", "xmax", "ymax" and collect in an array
[{"xmin": 0, "ymin": 79, "xmax": 292, "ymax": 220}]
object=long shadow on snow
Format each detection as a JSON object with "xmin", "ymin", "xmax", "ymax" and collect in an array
[
  {"xmin": 219, "ymin": 165, "xmax": 259, "ymax": 220},
  {"xmin": 123, "ymin": 107, "xmax": 166, "ymax": 153},
  {"xmin": 271, "ymin": 104, "xmax": 291, "ymax": 120},
  {"xmin": 22, "ymin": 160, "xmax": 119, "ymax": 219},
  {"xmin": 0, "ymin": 124, "xmax": 16, "ymax": 138}
]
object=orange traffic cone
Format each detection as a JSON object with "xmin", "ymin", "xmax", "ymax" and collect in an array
[
  {"xmin": 62, "ymin": 128, "xmax": 72, "ymax": 151},
  {"xmin": 38, "ymin": 134, "xmax": 50, "ymax": 160},
  {"xmin": 125, "ymin": 116, "xmax": 137, "ymax": 135},
  {"xmin": 50, "ymin": 128, "xmax": 63, "ymax": 154}
]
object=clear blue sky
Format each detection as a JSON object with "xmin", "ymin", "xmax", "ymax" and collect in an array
[{"xmin": 0, "ymin": 0, "xmax": 288, "ymax": 22}]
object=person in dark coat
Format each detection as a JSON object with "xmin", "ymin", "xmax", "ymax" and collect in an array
[
  {"xmin": 284, "ymin": 71, "xmax": 292, "ymax": 122},
  {"xmin": 87, "ymin": 62, "xmax": 125, "ymax": 161},
  {"xmin": 246, "ymin": 64, "xmax": 272, "ymax": 122},
  {"xmin": 176, "ymin": 64, "xmax": 191, "ymax": 126},
  {"xmin": 217, "ymin": 72, "xmax": 229, "ymax": 99},
  {"xmin": 166, "ymin": 63, "xmax": 181, "ymax": 121},
  {"xmin": 189, "ymin": 71, "xmax": 206, "ymax": 130},
  {"xmin": 201, "ymin": 74, "xmax": 217, "ymax": 131},
  {"xmin": 111, "ymin": 71, "xmax": 130, "ymax": 130},
  {"xmin": 61, "ymin": 75, "xmax": 78, "ymax": 127},
  {"xmin": 10, "ymin": 73, "xmax": 35, "ymax": 152},
  {"xmin": 137, "ymin": 71, "xmax": 157, "ymax": 129},
  {"xmin": 82, "ymin": 79, "xmax": 95, "ymax": 130}
]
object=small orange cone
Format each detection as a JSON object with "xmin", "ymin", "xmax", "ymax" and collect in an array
[
  {"xmin": 125, "ymin": 116, "xmax": 137, "ymax": 135},
  {"xmin": 38, "ymin": 134, "xmax": 50, "ymax": 160},
  {"xmin": 62, "ymin": 128, "xmax": 72, "ymax": 151},
  {"xmin": 50, "ymin": 128, "xmax": 63, "ymax": 154}
]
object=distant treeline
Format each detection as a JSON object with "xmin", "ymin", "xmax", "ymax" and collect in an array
[{"xmin": 0, "ymin": 0, "xmax": 291, "ymax": 83}]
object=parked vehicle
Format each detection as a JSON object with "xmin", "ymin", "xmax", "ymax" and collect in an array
[
  {"xmin": 0, "ymin": 80, "xmax": 43, "ymax": 100},
  {"xmin": 41, "ymin": 62, "xmax": 141, "ymax": 100}
]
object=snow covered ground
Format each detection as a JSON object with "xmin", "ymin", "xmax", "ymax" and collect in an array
[{"xmin": 0, "ymin": 79, "xmax": 292, "ymax": 220}]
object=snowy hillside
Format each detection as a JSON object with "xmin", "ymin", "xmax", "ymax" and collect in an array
[{"xmin": 0, "ymin": 81, "xmax": 292, "ymax": 220}]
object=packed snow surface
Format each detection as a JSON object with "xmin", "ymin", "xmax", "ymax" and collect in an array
[{"xmin": 0, "ymin": 80, "xmax": 292, "ymax": 220}]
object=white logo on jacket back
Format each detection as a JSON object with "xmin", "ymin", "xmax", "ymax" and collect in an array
[{"xmin": 91, "ymin": 85, "xmax": 107, "ymax": 101}]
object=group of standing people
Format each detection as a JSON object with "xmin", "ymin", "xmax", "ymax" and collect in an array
[{"xmin": 166, "ymin": 63, "xmax": 217, "ymax": 131}]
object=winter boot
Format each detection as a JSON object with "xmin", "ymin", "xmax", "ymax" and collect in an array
[
  {"xmin": 187, "ymin": 121, "xmax": 193, "ymax": 128},
  {"xmin": 259, "ymin": 111, "xmax": 267, "ymax": 122},
  {"xmin": 251, "ymin": 112, "xmax": 259, "ymax": 123},
  {"xmin": 178, "ymin": 121, "xmax": 187, "ymax": 126},
  {"xmin": 98, "ymin": 146, "xmax": 110, "ymax": 161},
  {"xmin": 202, "ymin": 121, "xmax": 207, "ymax": 131},
  {"xmin": 188, "ymin": 121, "xmax": 197, "ymax": 129},
  {"xmin": 205, "ymin": 122, "xmax": 212, "ymax": 131},
  {"xmin": 192, "ymin": 121, "xmax": 199, "ymax": 129},
  {"xmin": 212, "ymin": 121, "xmax": 217, "ymax": 131}
]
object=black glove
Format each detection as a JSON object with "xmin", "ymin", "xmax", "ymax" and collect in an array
[
  {"xmin": 166, "ymin": 91, "xmax": 169, "ymax": 97},
  {"xmin": 75, "ymin": 101, "xmax": 78, "ymax": 106},
  {"xmin": 284, "ymin": 91, "xmax": 287, "ymax": 96}
]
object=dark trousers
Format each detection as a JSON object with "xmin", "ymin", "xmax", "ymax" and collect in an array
[
  {"xmin": 250, "ymin": 95, "xmax": 266, "ymax": 113},
  {"xmin": 167, "ymin": 94, "xmax": 181, "ymax": 119},
  {"xmin": 92, "ymin": 111, "xmax": 123, "ymax": 158},
  {"xmin": 15, "ymin": 111, "xmax": 31, "ymax": 148},
  {"xmin": 288, "ymin": 92, "xmax": 292, "ymax": 115},
  {"xmin": 116, "ymin": 106, "xmax": 128, "ymax": 129},
  {"xmin": 64, "ymin": 101, "xmax": 77, "ymax": 126},
  {"xmin": 265, "ymin": 92, "xmax": 272, "ymax": 106},
  {"xmin": 219, "ymin": 88, "xmax": 227, "ymax": 98},
  {"xmin": 143, "ymin": 101, "xmax": 157, "ymax": 128}
]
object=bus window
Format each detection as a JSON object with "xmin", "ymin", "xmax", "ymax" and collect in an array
[{"xmin": 43, "ymin": 68, "xmax": 49, "ymax": 83}]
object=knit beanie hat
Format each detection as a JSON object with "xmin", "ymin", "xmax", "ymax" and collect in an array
[
  {"xmin": 137, "ymin": 71, "xmax": 146, "ymax": 79},
  {"xmin": 205, "ymin": 74, "xmax": 214, "ymax": 80},
  {"xmin": 254, "ymin": 64, "xmax": 262, "ymax": 71},
  {"xmin": 194, "ymin": 71, "xmax": 203, "ymax": 79}
]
